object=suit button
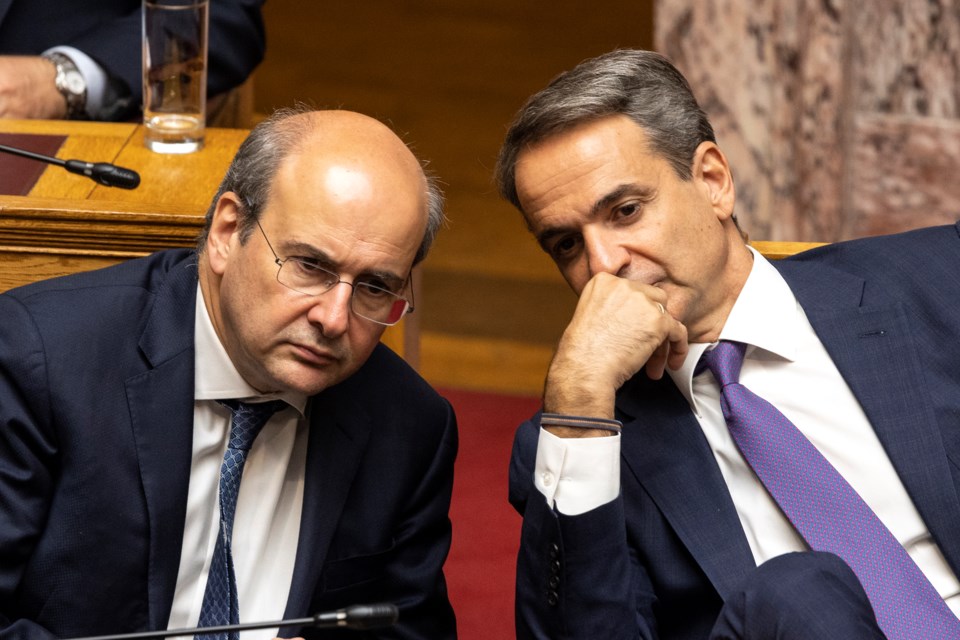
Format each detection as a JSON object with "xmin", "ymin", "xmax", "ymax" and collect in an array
[
  {"xmin": 547, "ymin": 591, "xmax": 559, "ymax": 606},
  {"xmin": 549, "ymin": 543, "xmax": 559, "ymax": 559},
  {"xmin": 549, "ymin": 575, "xmax": 560, "ymax": 589},
  {"xmin": 550, "ymin": 559, "xmax": 560, "ymax": 574}
]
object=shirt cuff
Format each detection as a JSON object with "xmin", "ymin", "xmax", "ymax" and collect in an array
[
  {"xmin": 534, "ymin": 427, "xmax": 621, "ymax": 516},
  {"xmin": 42, "ymin": 45, "xmax": 108, "ymax": 119}
]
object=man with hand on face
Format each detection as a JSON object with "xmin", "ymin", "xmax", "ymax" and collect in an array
[
  {"xmin": 497, "ymin": 49, "xmax": 960, "ymax": 639},
  {"xmin": 0, "ymin": 107, "xmax": 457, "ymax": 639}
]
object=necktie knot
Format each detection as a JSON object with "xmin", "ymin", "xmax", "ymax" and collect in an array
[
  {"xmin": 219, "ymin": 399, "xmax": 287, "ymax": 452},
  {"xmin": 698, "ymin": 340, "xmax": 747, "ymax": 388}
]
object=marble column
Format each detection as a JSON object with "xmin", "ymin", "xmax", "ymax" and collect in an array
[{"xmin": 657, "ymin": 0, "xmax": 960, "ymax": 242}]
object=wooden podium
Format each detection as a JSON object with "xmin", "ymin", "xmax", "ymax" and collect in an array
[{"xmin": 0, "ymin": 119, "xmax": 413, "ymax": 362}]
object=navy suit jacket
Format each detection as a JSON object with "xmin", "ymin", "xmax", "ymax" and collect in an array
[
  {"xmin": 510, "ymin": 222, "xmax": 960, "ymax": 639},
  {"xmin": 0, "ymin": 0, "xmax": 264, "ymax": 116},
  {"xmin": 0, "ymin": 249, "xmax": 457, "ymax": 639}
]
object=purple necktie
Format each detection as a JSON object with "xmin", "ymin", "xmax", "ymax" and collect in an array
[
  {"xmin": 700, "ymin": 341, "xmax": 960, "ymax": 639},
  {"xmin": 195, "ymin": 399, "xmax": 286, "ymax": 640}
]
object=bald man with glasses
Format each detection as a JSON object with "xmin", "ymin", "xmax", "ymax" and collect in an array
[{"xmin": 0, "ymin": 107, "xmax": 457, "ymax": 640}]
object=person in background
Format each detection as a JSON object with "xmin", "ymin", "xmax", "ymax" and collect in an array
[
  {"xmin": 0, "ymin": 0, "xmax": 265, "ymax": 121},
  {"xmin": 0, "ymin": 106, "xmax": 458, "ymax": 639},
  {"xmin": 497, "ymin": 48, "xmax": 960, "ymax": 639}
]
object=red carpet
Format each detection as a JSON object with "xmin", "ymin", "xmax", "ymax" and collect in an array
[{"xmin": 439, "ymin": 387, "xmax": 541, "ymax": 640}]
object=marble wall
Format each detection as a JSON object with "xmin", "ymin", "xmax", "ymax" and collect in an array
[{"xmin": 656, "ymin": 0, "xmax": 960, "ymax": 242}]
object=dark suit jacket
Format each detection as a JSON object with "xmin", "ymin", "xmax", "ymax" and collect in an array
[
  {"xmin": 510, "ymin": 222, "xmax": 960, "ymax": 639},
  {"xmin": 0, "ymin": 0, "xmax": 264, "ymax": 118},
  {"xmin": 0, "ymin": 249, "xmax": 457, "ymax": 639}
]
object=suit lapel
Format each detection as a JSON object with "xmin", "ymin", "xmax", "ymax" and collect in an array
[
  {"xmin": 279, "ymin": 380, "xmax": 373, "ymax": 632},
  {"xmin": 0, "ymin": 0, "xmax": 13, "ymax": 25},
  {"xmin": 125, "ymin": 258, "xmax": 198, "ymax": 631},
  {"xmin": 617, "ymin": 376, "xmax": 757, "ymax": 599},
  {"xmin": 779, "ymin": 259, "xmax": 960, "ymax": 571}
]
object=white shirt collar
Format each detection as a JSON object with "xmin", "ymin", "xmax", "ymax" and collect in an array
[
  {"xmin": 667, "ymin": 246, "xmax": 800, "ymax": 416},
  {"xmin": 193, "ymin": 285, "xmax": 308, "ymax": 415}
]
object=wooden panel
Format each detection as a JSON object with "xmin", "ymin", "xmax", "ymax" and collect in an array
[
  {"xmin": 0, "ymin": 196, "xmax": 202, "ymax": 253},
  {"xmin": 420, "ymin": 332, "xmax": 553, "ymax": 396},
  {"xmin": 0, "ymin": 250, "xmax": 125, "ymax": 292}
]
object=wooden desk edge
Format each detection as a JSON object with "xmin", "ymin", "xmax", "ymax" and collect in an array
[{"xmin": 0, "ymin": 195, "xmax": 204, "ymax": 253}]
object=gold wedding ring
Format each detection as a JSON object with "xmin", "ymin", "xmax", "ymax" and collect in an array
[{"xmin": 656, "ymin": 302, "xmax": 665, "ymax": 315}]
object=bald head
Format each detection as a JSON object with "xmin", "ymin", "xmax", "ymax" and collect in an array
[
  {"xmin": 283, "ymin": 110, "xmax": 425, "ymax": 174},
  {"xmin": 198, "ymin": 107, "xmax": 445, "ymax": 265}
]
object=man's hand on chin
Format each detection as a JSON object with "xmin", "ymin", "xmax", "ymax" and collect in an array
[{"xmin": 544, "ymin": 273, "xmax": 688, "ymax": 435}]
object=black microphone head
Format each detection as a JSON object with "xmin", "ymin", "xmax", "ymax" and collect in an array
[
  {"xmin": 91, "ymin": 163, "xmax": 141, "ymax": 189},
  {"xmin": 64, "ymin": 159, "xmax": 141, "ymax": 189},
  {"xmin": 343, "ymin": 603, "xmax": 399, "ymax": 629}
]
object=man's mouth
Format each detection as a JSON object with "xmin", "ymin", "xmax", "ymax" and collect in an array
[{"xmin": 291, "ymin": 342, "xmax": 339, "ymax": 365}]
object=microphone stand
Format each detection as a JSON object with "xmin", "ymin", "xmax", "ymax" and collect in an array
[
  {"xmin": 66, "ymin": 604, "xmax": 399, "ymax": 640},
  {"xmin": 0, "ymin": 142, "xmax": 140, "ymax": 190}
]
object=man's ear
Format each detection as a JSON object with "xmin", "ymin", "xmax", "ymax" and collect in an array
[
  {"xmin": 206, "ymin": 191, "xmax": 242, "ymax": 276},
  {"xmin": 692, "ymin": 142, "xmax": 736, "ymax": 222}
]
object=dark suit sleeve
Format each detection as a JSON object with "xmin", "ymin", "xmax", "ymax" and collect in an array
[
  {"xmin": 0, "ymin": 296, "xmax": 60, "ymax": 640},
  {"xmin": 63, "ymin": 0, "xmax": 265, "ymax": 105},
  {"xmin": 509, "ymin": 417, "xmax": 658, "ymax": 639},
  {"xmin": 304, "ymin": 392, "xmax": 459, "ymax": 640},
  {"xmin": 377, "ymin": 399, "xmax": 458, "ymax": 640}
]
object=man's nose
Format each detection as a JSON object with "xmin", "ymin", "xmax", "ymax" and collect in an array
[
  {"xmin": 305, "ymin": 282, "xmax": 353, "ymax": 337},
  {"xmin": 584, "ymin": 232, "xmax": 630, "ymax": 278}
]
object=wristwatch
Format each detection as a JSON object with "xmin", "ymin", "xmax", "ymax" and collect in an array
[{"xmin": 42, "ymin": 51, "xmax": 88, "ymax": 119}]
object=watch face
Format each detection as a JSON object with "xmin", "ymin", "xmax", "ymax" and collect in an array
[{"xmin": 64, "ymin": 70, "xmax": 86, "ymax": 95}]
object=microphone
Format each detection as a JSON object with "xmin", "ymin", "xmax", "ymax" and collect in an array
[
  {"xmin": 65, "ymin": 604, "xmax": 399, "ymax": 640},
  {"xmin": 0, "ymin": 142, "xmax": 140, "ymax": 189}
]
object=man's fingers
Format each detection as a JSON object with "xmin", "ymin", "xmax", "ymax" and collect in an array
[
  {"xmin": 644, "ymin": 341, "xmax": 669, "ymax": 380},
  {"xmin": 666, "ymin": 316, "xmax": 689, "ymax": 371},
  {"xmin": 644, "ymin": 314, "xmax": 689, "ymax": 380}
]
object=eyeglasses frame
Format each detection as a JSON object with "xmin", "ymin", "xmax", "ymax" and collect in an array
[{"xmin": 253, "ymin": 218, "xmax": 415, "ymax": 326}]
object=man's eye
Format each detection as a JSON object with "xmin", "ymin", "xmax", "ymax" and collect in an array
[
  {"xmin": 615, "ymin": 202, "xmax": 641, "ymax": 219},
  {"xmin": 291, "ymin": 258, "xmax": 323, "ymax": 273},
  {"xmin": 550, "ymin": 235, "xmax": 582, "ymax": 260},
  {"xmin": 357, "ymin": 281, "xmax": 395, "ymax": 298},
  {"xmin": 288, "ymin": 259, "xmax": 334, "ymax": 282}
]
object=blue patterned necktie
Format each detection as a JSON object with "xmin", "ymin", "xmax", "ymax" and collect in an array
[
  {"xmin": 195, "ymin": 400, "xmax": 287, "ymax": 640},
  {"xmin": 699, "ymin": 341, "xmax": 960, "ymax": 639}
]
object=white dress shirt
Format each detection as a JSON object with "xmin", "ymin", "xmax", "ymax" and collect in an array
[
  {"xmin": 166, "ymin": 286, "xmax": 309, "ymax": 639},
  {"xmin": 535, "ymin": 248, "xmax": 960, "ymax": 612}
]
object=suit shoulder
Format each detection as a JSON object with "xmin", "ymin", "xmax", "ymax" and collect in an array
[
  {"xmin": 1, "ymin": 249, "xmax": 197, "ymax": 346},
  {"xmin": 361, "ymin": 344, "xmax": 442, "ymax": 393},
  {"xmin": 3, "ymin": 249, "xmax": 197, "ymax": 303},
  {"xmin": 782, "ymin": 222, "xmax": 960, "ymax": 309},
  {"xmin": 337, "ymin": 343, "xmax": 452, "ymax": 417},
  {"xmin": 789, "ymin": 222, "xmax": 959, "ymax": 267}
]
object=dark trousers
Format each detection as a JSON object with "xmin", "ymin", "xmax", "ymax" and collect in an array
[{"xmin": 710, "ymin": 552, "xmax": 886, "ymax": 639}]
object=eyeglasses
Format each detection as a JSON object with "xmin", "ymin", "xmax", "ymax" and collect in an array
[{"xmin": 255, "ymin": 220, "xmax": 414, "ymax": 326}]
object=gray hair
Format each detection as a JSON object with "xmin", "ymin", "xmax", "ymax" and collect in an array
[
  {"xmin": 495, "ymin": 49, "xmax": 716, "ymax": 211},
  {"xmin": 197, "ymin": 106, "xmax": 445, "ymax": 266}
]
